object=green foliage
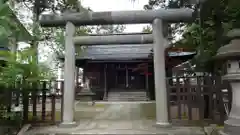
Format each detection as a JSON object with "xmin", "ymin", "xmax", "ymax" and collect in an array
[
  {"xmin": 142, "ymin": 25, "xmax": 152, "ymax": 33},
  {"xmin": 0, "ymin": 47, "xmax": 54, "ymax": 88},
  {"xmin": 95, "ymin": 25, "xmax": 126, "ymax": 34},
  {"xmin": 0, "ymin": 1, "xmax": 15, "ymax": 38},
  {"xmin": 0, "ymin": 0, "xmax": 31, "ymax": 43},
  {"xmin": 144, "ymin": 0, "xmax": 240, "ymax": 72}
]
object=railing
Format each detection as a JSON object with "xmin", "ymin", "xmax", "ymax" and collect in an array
[
  {"xmin": 166, "ymin": 76, "xmax": 232, "ymax": 125},
  {"xmin": 0, "ymin": 80, "xmax": 64, "ymax": 126}
]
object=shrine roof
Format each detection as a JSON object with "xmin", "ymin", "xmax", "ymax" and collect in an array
[{"xmin": 74, "ymin": 44, "xmax": 196, "ymax": 60}]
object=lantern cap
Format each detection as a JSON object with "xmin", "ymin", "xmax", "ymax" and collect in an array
[{"xmin": 214, "ymin": 29, "xmax": 240, "ymax": 60}]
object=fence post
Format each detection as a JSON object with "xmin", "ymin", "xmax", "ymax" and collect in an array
[
  {"xmin": 51, "ymin": 93, "xmax": 56, "ymax": 123},
  {"xmin": 176, "ymin": 77, "xmax": 181, "ymax": 119},
  {"xmin": 185, "ymin": 77, "xmax": 192, "ymax": 120},
  {"xmin": 166, "ymin": 77, "xmax": 171, "ymax": 122},
  {"xmin": 41, "ymin": 81, "xmax": 47, "ymax": 121},
  {"xmin": 196, "ymin": 77, "xmax": 204, "ymax": 121},
  {"xmin": 22, "ymin": 86, "xmax": 29, "ymax": 123},
  {"xmin": 32, "ymin": 82, "xmax": 37, "ymax": 121},
  {"xmin": 207, "ymin": 76, "xmax": 214, "ymax": 121},
  {"xmin": 6, "ymin": 87, "xmax": 12, "ymax": 115},
  {"xmin": 60, "ymin": 81, "xmax": 64, "ymax": 122},
  {"xmin": 15, "ymin": 81, "xmax": 20, "ymax": 106}
]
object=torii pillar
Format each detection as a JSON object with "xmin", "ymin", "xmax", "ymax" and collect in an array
[
  {"xmin": 153, "ymin": 19, "xmax": 169, "ymax": 126},
  {"xmin": 60, "ymin": 22, "xmax": 77, "ymax": 126}
]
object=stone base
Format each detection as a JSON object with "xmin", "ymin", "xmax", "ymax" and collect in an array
[
  {"xmin": 77, "ymin": 96, "xmax": 92, "ymax": 101},
  {"xmin": 58, "ymin": 121, "xmax": 78, "ymax": 128},
  {"xmin": 25, "ymin": 120, "xmax": 205, "ymax": 135},
  {"xmin": 219, "ymin": 130, "xmax": 229, "ymax": 135},
  {"xmin": 155, "ymin": 122, "xmax": 172, "ymax": 128},
  {"xmin": 219, "ymin": 118, "xmax": 240, "ymax": 135}
]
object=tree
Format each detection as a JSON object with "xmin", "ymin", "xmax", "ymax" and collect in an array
[
  {"xmin": 142, "ymin": 25, "xmax": 152, "ymax": 33},
  {"xmin": 142, "ymin": 0, "xmax": 240, "ymax": 72},
  {"xmin": 0, "ymin": 0, "xmax": 25, "ymax": 41},
  {"xmin": 11, "ymin": 0, "xmax": 126, "ymax": 72},
  {"xmin": 0, "ymin": 1, "xmax": 12, "ymax": 38},
  {"xmin": 0, "ymin": 47, "xmax": 53, "ymax": 133},
  {"xmin": 38, "ymin": 3, "xmax": 125, "ymax": 67},
  {"xmin": 0, "ymin": 47, "xmax": 53, "ymax": 88},
  {"xmin": 173, "ymin": 0, "xmax": 240, "ymax": 72},
  {"xmin": 94, "ymin": 25, "xmax": 126, "ymax": 34}
]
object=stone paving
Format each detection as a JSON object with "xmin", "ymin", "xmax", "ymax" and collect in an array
[
  {"xmin": 26, "ymin": 120, "xmax": 205, "ymax": 135},
  {"xmin": 25, "ymin": 102, "xmax": 206, "ymax": 135}
]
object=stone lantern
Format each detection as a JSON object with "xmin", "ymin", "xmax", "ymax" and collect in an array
[{"xmin": 215, "ymin": 29, "xmax": 240, "ymax": 135}]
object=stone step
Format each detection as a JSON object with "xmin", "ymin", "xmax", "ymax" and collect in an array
[
  {"xmin": 108, "ymin": 93, "xmax": 147, "ymax": 95},
  {"xmin": 107, "ymin": 96, "xmax": 147, "ymax": 98},
  {"xmin": 108, "ymin": 93, "xmax": 147, "ymax": 96},
  {"xmin": 32, "ymin": 127, "xmax": 205, "ymax": 135},
  {"xmin": 107, "ymin": 91, "xmax": 148, "ymax": 101},
  {"xmin": 29, "ymin": 129, "xmax": 205, "ymax": 135},
  {"xmin": 108, "ymin": 91, "xmax": 147, "ymax": 94},
  {"xmin": 107, "ymin": 98, "xmax": 148, "ymax": 101},
  {"xmin": 108, "ymin": 94, "xmax": 147, "ymax": 96},
  {"xmin": 67, "ymin": 132, "xmax": 205, "ymax": 135},
  {"xmin": 107, "ymin": 95, "xmax": 147, "ymax": 98},
  {"xmin": 108, "ymin": 96, "xmax": 147, "ymax": 99}
]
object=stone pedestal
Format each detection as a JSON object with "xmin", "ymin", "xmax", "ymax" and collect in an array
[
  {"xmin": 221, "ymin": 74, "xmax": 240, "ymax": 135},
  {"xmin": 76, "ymin": 77, "xmax": 95, "ymax": 102},
  {"xmin": 215, "ymin": 29, "xmax": 240, "ymax": 135}
]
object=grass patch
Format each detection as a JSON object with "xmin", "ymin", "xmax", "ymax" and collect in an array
[{"xmin": 94, "ymin": 103, "xmax": 106, "ymax": 108}]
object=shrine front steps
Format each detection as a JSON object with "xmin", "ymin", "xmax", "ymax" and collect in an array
[{"xmin": 107, "ymin": 91, "xmax": 149, "ymax": 101}]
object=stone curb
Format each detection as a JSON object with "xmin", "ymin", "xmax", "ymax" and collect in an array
[{"xmin": 17, "ymin": 124, "xmax": 31, "ymax": 135}]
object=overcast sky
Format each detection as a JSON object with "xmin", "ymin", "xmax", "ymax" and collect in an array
[
  {"xmin": 81, "ymin": 0, "xmax": 149, "ymax": 33},
  {"xmin": 17, "ymin": 0, "xmax": 150, "ymax": 34}
]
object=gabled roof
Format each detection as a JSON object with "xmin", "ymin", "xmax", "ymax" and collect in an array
[{"xmin": 79, "ymin": 44, "xmax": 152, "ymax": 60}]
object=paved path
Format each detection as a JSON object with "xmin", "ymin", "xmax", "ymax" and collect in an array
[{"xmin": 25, "ymin": 102, "xmax": 205, "ymax": 135}]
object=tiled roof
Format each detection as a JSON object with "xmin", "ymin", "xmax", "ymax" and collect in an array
[{"xmin": 76, "ymin": 44, "xmax": 196, "ymax": 60}]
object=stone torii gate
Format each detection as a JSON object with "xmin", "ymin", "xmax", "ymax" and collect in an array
[{"xmin": 39, "ymin": 8, "xmax": 195, "ymax": 127}]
